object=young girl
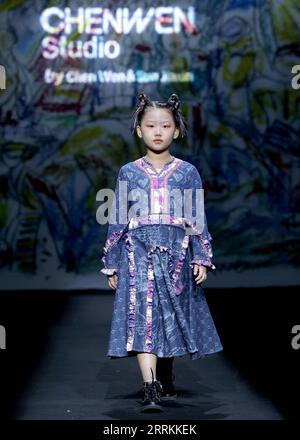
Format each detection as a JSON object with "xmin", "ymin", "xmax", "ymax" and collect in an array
[{"xmin": 100, "ymin": 91, "xmax": 223, "ymax": 412}]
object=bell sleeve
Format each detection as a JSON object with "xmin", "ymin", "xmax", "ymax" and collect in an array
[
  {"xmin": 186, "ymin": 165, "xmax": 216, "ymax": 271},
  {"xmin": 100, "ymin": 166, "xmax": 129, "ymax": 276}
]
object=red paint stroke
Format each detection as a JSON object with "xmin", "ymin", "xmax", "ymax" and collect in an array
[
  {"xmin": 135, "ymin": 43, "xmax": 152, "ymax": 53},
  {"xmin": 27, "ymin": 174, "xmax": 56, "ymax": 199},
  {"xmin": 35, "ymin": 86, "xmax": 82, "ymax": 115},
  {"xmin": 38, "ymin": 101, "xmax": 81, "ymax": 114}
]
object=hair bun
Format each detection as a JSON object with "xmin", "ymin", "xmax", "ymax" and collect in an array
[
  {"xmin": 167, "ymin": 93, "xmax": 180, "ymax": 110},
  {"xmin": 138, "ymin": 90, "xmax": 149, "ymax": 107}
]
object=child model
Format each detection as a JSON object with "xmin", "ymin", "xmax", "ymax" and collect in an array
[{"xmin": 100, "ymin": 91, "xmax": 223, "ymax": 412}]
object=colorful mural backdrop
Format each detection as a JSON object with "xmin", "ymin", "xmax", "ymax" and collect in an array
[{"xmin": 0, "ymin": 0, "xmax": 299, "ymax": 288}]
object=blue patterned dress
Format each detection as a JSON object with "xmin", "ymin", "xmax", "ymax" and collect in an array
[{"xmin": 100, "ymin": 156, "xmax": 223, "ymax": 360}]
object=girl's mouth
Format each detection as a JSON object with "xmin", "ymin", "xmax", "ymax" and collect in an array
[{"xmin": 153, "ymin": 140, "xmax": 163, "ymax": 143}]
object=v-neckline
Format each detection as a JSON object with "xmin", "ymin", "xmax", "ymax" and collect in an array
[{"xmin": 141, "ymin": 155, "xmax": 176, "ymax": 176}]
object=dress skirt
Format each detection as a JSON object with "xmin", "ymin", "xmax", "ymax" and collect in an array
[{"xmin": 107, "ymin": 223, "xmax": 223, "ymax": 360}]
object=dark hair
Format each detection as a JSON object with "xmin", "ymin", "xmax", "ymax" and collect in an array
[{"xmin": 131, "ymin": 90, "xmax": 187, "ymax": 138}]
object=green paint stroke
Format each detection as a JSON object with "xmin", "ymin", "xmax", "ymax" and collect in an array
[
  {"xmin": 223, "ymin": 53, "xmax": 255, "ymax": 87},
  {"xmin": 61, "ymin": 126, "xmax": 104, "ymax": 155},
  {"xmin": 251, "ymin": 89, "xmax": 278, "ymax": 125},
  {"xmin": 0, "ymin": 0, "xmax": 23, "ymax": 12},
  {"xmin": 272, "ymin": 0, "xmax": 300, "ymax": 43}
]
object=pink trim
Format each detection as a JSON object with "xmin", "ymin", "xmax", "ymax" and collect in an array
[
  {"xmin": 172, "ymin": 234, "xmax": 190, "ymax": 295},
  {"xmin": 125, "ymin": 234, "xmax": 136, "ymax": 352},
  {"xmin": 102, "ymin": 230, "xmax": 125, "ymax": 255},
  {"xmin": 134, "ymin": 157, "xmax": 183, "ymax": 215},
  {"xmin": 145, "ymin": 250, "xmax": 155, "ymax": 352},
  {"xmin": 162, "ymin": 159, "xmax": 182, "ymax": 213}
]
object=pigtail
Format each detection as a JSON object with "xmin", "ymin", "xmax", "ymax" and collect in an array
[
  {"xmin": 167, "ymin": 93, "xmax": 187, "ymax": 138},
  {"xmin": 167, "ymin": 93, "xmax": 181, "ymax": 111},
  {"xmin": 138, "ymin": 90, "xmax": 150, "ymax": 108},
  {"xmin": 131, "ymin": 90, "xmax": 151, "ymax": 134}
]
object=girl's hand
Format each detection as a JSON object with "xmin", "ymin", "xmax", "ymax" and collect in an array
[
  {"xmin": 107, "ymin": 274, "xmax": 118, "ymax": 290},
  {"xmin": 193, "ymin": 264, "xmax": 207, "ymax": 284}
]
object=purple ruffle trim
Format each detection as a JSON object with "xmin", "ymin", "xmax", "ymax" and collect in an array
[
  {"xmin": 125, "ymin": 234, "xmax": 136, "ymax": 352},
  {"xmin": 145, "ymin": 249, "xmax": 156, "ymax": 352},
  {"xmin": 172, "ymin": 235, "xmax": 190, "ymax": 295}
]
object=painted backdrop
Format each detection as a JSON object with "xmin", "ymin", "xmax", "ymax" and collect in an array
[{"xmin": 0, "ymin": 0, "xmax": 299, "ymax": 288}]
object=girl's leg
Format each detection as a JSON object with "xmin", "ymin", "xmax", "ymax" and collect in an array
[
  {"xmin": 137, "ymin": 353, "xmax": 157, "ymax": 382},
  {"xmin": 138, "ymin": 353, "xmax": 163, "ymax": 412}
]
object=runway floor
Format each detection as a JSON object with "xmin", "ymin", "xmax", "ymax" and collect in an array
[{"xmin": 2, "ymin": 292, "xmax": 284, "ymax": 420}]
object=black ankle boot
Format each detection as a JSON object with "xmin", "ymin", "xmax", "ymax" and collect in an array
[
  {"xmin": 141, "ymin": 368, "xmax": 163, "ymax": 413},
  {"xmin": 156, "ymin": 357, "xmax": 177, "ymax": 400}
]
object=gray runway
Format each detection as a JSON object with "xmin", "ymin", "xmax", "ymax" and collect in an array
[{"xmin": 11, "ymin": 293, "xmax": 284, "ymax": 420}]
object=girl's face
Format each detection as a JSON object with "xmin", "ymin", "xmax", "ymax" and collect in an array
[{"xmin": 136, "ymin": 107, "xmax": 179, "ymax": 153}]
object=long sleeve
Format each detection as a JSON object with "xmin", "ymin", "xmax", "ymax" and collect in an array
[
  {"xmin": 100, "ymin": 166, "xmax": 129, "ymax": 276},
  {"xmin": 186, "ymin": 165, "xmax": 216, "ymax": 271}
]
